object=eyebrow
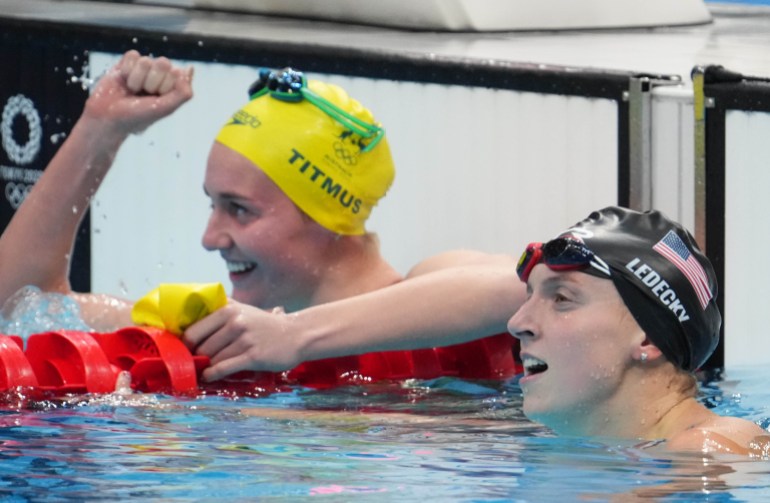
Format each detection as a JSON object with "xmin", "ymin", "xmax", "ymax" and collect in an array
[
  {"xmin": 531, "ymin": 273, "xmax": 584, "ymax": 293},
  {"xmin": 203, "ymin": 186, "xmax": 249, "ymax": 202}
]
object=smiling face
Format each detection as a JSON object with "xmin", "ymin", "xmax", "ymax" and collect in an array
[
  {"xmin": 201, "ymin": 142, "xmax": 337, "ymax": 312},
  {"xmin": 507, "ymin": 264, "xmax": 646, "ymax": 435}
]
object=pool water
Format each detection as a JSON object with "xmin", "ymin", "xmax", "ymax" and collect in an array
[{"xmin": 1, "ymin": 368, "xmax": 769, "ymax": 501}]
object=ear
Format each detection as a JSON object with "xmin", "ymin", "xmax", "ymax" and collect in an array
[{"xmin": 632, "ymin": 336, "xmax": 664, "ymax": 363}]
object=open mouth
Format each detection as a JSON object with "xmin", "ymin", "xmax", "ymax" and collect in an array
[
  {"xmin": 227, "ymin": 260, "xmax": 256, "ymax": 275},
  {"xmin": 522, "ymin": 356, "xmax": 548, "ymax": 377}
]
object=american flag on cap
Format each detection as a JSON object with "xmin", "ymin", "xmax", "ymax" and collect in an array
[{"xmin": 653, "ymin": 230, "xmax": 713, "ymax": 309}]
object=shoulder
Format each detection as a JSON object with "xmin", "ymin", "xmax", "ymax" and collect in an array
[
  {"xmin": 73, "ymin": 292, "xmax": 134, "ymax": 332},
  {"xmin": 406, "ymin": 250, "xmax": 518, "ymax": 278},
  {"xmin": 667, "ymin": 416, "xmax": 767, "ymax": 455}
]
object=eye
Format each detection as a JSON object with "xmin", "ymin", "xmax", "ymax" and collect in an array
[
  {"xmin": 229, "ymin": 202, "xmax": 246, "ymax": 215},
  {"xmin": 552, "ymin": 289, "xmax": 577, "ymax": 308},
  {"xmin": 225, "ymin": 201, "xmax": 252, "ymax": 218},
  {"xmin": 209, "ymin": 198, "xmax": 257, "ymax": 221}
]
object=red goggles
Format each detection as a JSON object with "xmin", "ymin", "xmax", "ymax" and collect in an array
[{"xmin": 516, "ymin": 237, "xmax": 600, "ymax": 282}]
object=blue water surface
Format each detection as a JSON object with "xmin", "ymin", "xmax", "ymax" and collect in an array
[{"xmin": 1, "ymin": 369, "xmax": 769, "ymax": 502}]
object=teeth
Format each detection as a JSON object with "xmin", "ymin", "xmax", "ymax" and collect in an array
[
  {"xmin": 226, "ymin": 260, "xmax": 255, "ymax": 273},
  {"xmin": 522, "ymin": 356, "xmax": 548, "ymax": 374}
]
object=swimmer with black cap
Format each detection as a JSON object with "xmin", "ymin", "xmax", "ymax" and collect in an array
[{"xmin": 508, "ymin": 206, "xmax": 767, "ymax": 453}]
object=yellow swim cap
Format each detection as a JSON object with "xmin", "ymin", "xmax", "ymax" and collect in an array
[{"xmin": 215, "ymin": 69, "xmax": 395, "ymax": 235}]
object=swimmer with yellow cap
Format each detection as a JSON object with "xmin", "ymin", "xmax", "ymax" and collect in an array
[
  {"xmin": 1, "ymin": 51, "xmax": 523, "ymax": 393},
  {"xmin": 215, "ymin": 68, "xmax": 395, "ymax": 236},
  {"xmin": 202, "ymin": 67, "xmax": 402, "ymax": 312}
]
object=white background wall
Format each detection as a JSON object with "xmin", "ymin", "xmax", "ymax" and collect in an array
[
  {"xmin": 89, "ymin": 52, "xmax": 619, "ymax": 300},
  {"xmin": 724, "ymin": 109, "xmax": 770, "ymax": 366},
  {"xmin": 87, "ymin": 52, "xmax": 770, "ymax": 367},
  {"xmin": 651, "ymin": 86, "xmax": 696, "ymax": 231}
]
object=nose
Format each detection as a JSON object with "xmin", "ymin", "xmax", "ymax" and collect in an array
[
  {"xmin": 201, "ymin": 210, "xmax": 232, "ymax": 252},
  {"xmin": 507, "ymin": 297, "xmax": 537, "ymax": 341}
]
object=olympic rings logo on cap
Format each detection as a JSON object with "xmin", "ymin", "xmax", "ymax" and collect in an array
[{"xmin": 333, "ymin": 141, "xmax": 358, "ymax": 166}]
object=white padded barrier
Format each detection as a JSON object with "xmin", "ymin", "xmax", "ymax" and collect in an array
[{"xmin": 141, "ymin": 0, "xmax": 712, "ymax": 31}]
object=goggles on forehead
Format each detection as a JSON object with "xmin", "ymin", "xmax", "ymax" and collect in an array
[
  {"xmin": 516, "ymin": 237, "xmax": 608, "ymax": 283},
  {"xmin": 247, "ymin": 67, "xmax": 385, "ymax": 153}
]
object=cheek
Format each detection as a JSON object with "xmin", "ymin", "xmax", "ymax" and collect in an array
[
  {"xmin": 237, "ymin": 216, "xmax": 293, "ymax": 250},
  {"xmin": 553, "ymin": 331, "xmax": 595, "ymax": 373},
  {"xmin": 553, "ymin": 320, "xmax": 622, "ymax": 370},
  {"xmin": 580, "ymin": 326, "xmax": 632, "ymax": 381},
  {"xmin": 229, "ymin": 227, "xmax": 286, "ymax": 269},
  {"xmin": 556, "ymin": 343, "xmax": 624, "ymax": 403},
  {"xmin": 248, "ymin": 230, "xmax": 313, "ymax": 273}
]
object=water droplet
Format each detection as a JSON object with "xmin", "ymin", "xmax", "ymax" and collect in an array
[{"xmin": 50, "ymin": 132, "xmax": 67, "ymax": 145}]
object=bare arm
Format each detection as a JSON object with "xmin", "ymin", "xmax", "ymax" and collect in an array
[
  {"xmin": 185, "ymin": 253, "xmax": 525, "ymax": 382},
  {"xmin": 0, "ymin": 51, "xmax": 193, "ymax": 329}
]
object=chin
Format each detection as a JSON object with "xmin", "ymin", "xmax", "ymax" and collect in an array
[{"xmin": 522, "ymin": 397, "xmax": 558, "ymax": 423}]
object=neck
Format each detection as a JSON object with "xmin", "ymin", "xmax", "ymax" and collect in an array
[
  {"xmin": 642, "ymin": 394, "xmax": 714, "ymax": 441},
  {"xmin": 551, "ymin": 363, "xmax": 707, "ymax": 440},
  {"xmin": 632, "ymin": 365, "xmax": 715, "ymax": 441},
  {"xmin": 303, "ymin": 233, "xmax": 402, "ymax": 309}
]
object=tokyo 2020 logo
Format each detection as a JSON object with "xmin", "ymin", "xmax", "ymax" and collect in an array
[
  {"xmin": 1, "ymin": 94, "xmax": 42, "ymax": 209},
  {"xmin": 2, "ymin": 94, "xmax": 42, "ymax": 165}
]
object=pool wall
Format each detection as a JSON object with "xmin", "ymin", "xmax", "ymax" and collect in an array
[{"xmin": 1, "ymin": 1, "xmax": 770, "ymax": 367}]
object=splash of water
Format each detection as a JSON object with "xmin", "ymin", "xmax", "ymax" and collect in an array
[{"xmin": 0, "ymin": 285, "xmax": 91, "ymax": 341}]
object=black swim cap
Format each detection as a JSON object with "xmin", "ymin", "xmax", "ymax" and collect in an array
[{"xmin": 556, "ymin": 206, "xmax": 721, "ymax": 372}]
